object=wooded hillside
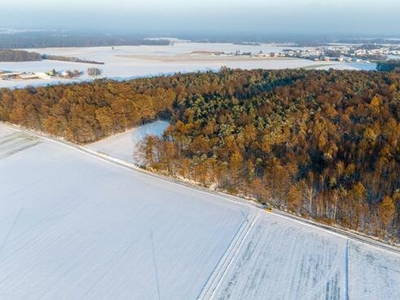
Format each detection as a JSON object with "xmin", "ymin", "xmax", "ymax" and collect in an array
[{"xmin": 0, "ymin": 68, "xmax": 399, "ymax": 241}]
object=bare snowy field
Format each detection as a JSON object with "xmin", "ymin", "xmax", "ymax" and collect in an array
[
  {"xmin": 0, "ymin": 42, "xmax": 373, "ymax": 88},
  {"xmin": 0, "ymin": 124, "xmax": 247, "ymax": 299},
  {"xmin": 0, "ymin": 125, "xmax": 14, "ymax": 138},
  {"xmin": 211, "ymin": 215, "xmax": 400, "ymax": 300},
  {"xmin": 1, "ymin": 122, "xmax": 400, "ymax": 299}
]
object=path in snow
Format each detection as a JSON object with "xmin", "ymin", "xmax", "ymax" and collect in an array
[
  {"xmin": 0, "ymin": 132, "xmax": 41, "ymax": 160},
  {"xmin": 197, "ymin": 209, "xmax": 261, "ymax": 300}
]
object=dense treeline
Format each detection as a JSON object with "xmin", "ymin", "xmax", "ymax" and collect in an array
[
  {"xmin": 377, "ymin": 60, "xmax": 400, "ymax": 72},
  {"xmin": 0, "ymin": 49, "xmax": 41, "ymax": 62},
  {"xmin": 0, "ymin": 33, "xmax": 170, "ymax": 48},
  {"xmin": 0, "ymin": 68, "xmax": 399, "ymax": 242},
  {"xmin": 0, "ymin": 79, "xmax": 175, "ymax": 143},
  {"xmin": 41, "ymin": 54, "xmax": 104, "ymax": 65}
]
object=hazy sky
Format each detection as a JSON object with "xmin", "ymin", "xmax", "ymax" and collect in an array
[{"xmin": 2, "ymin": 0, "xmax": 400, "ymax": 37}]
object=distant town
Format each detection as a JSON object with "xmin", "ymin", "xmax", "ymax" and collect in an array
[{"xmin": 222, "ymin": 43, "xmax": 400, "ymax": 63}]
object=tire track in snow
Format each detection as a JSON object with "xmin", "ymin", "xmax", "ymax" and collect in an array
[
  {"xmin": 298, "ymin": 238, "xmax": 343, "ymax": 300},
  {"xmin": 0, "ymin": 208, "xmax": 23, "ymax": 253},
  {"xmin": 0, "ymin": 132, "xmax": 41, "ymax": 160},
  {"xmin": 151, "ymin": 231, "xmax": 162, "ymax": 300},
  {"xmin": 197, "ymin": 209, "xmax": 260, "ymax": 300}
]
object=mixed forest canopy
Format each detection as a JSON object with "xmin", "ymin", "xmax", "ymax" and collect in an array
[{"xmin": 0, "ymin": 68, "xmax": 399, "ymax": 242}]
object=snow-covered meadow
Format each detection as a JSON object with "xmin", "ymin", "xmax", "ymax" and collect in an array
[
  {"xmin": 0, "ymin": 42, "xmax": 375, "ymax": 88},
  {"xmin": 0, "ymin": 122, "xmax": 399, "ymax": 299},
  {"xmin": 211, "ymin": 214, "xmax": 400, "ymax": 300},
  {"xmin": 0, "ymin": 123, "xmax": 249, "ymax": 299}
]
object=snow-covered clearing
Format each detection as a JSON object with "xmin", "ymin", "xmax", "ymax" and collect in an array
[
  {"xmin": 1, "ymin": 122, "xmax": 400, "ymax": 299},
  {"xmin": 88, "ymin": 120, "xmax": 169, "ymax": 165}
]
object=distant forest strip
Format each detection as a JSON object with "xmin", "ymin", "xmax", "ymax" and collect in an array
[
  {"xmin": 0, "ymin": 68, "xmax": 400, "ymax": 243},
  {"xmin": 0, "ymin": 34, "xmax": 171, "ymax": 48},
  {"xmin": 41, "ymin": 54, "xmax": 104, "ymax": 65},
  {"xmin": 377, "ymin": 60, "xmax": 400, "ymax": 72},
  {"xmin": 0, "ymin": 50, "xmax": 104, "ymax": 64},
  {"xmin": 0, "ymin": 49, "xmax": 41, "ymax": 62}
]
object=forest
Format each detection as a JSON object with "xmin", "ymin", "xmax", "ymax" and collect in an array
[
  {"xmin": 0, "ymin": 68, "xmax": 399, "ymax": 242},
  {"xmin": 0, "ymin": 33, "xmax": 171, "ymax": 48},
  {"xmin": 41, "ymin": 54, "xmax": 104, "ymax": 65},
  {"xmin": 0, "ymin": 49, "xmax": 41, "ymax": 62},
  {"xmin": 377, "ymin": 60, "xmax": 400, "ymax": 72}
]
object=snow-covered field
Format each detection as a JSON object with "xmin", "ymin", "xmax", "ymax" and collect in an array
[
  {"xmin": 0, "ymin": 124, "xmax": 14, "ymax": 138},
  {"xmin": 212, "ymin": 214, "xmax": 400, "ymax": 300},
  {"xmin": 211, "ymin": 214, "xmax": 347, "ymax": 300},
  {"xmin": 0, "ymin": 123, "xmax": 247, "ymax": 299},
  {"xmin": 0, "ymin": 42, "xmax": 374, "ymax": 88},
  {"xmin": 1, "ymin": 122, "xmax": 400, "ymax": 299},
  {"xmin": 349, "ymin": 242, "xmax": 400, "ymax": 299}
]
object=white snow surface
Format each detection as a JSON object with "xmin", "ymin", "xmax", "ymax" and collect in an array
[
  {"xmin": 0, "ymin": 43, "xmax": 374, "ymax": 88},
  {"xmin": 88, "ymin": 120, "xmax": 170, "ymax": 165},
  {"xmin": 212, "ymin": 214, "xmax": 347, "ymax": 300},
  {"xmin": 1, "ymin": 122, "xmax": 400, "ymax": 299},
  {"xmin": 0, "ymin": 125, "xmax": 14, "ymax": 138},
  {"xmin": 0, "ymin": 124, "xmax": 246, "ymax": 300},
  {"xmin": 349, "ymin": 242, "xmax": 400, "ymax": 299}
]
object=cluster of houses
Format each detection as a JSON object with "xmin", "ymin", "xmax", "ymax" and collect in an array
[
  {"xmin": 352, "ymin": 47, "xmax": 400, "ymax": 57},
  {"xmin": 0, "ymin": 69, "xmax": 89, "ymax": 82},
  {"xmin": 0, "ymin": 71, "xmax": 51, "ymax": 81},
  {"xmin": 222, "ymin": 43, "xmax": 400, "ymax": 64}
]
